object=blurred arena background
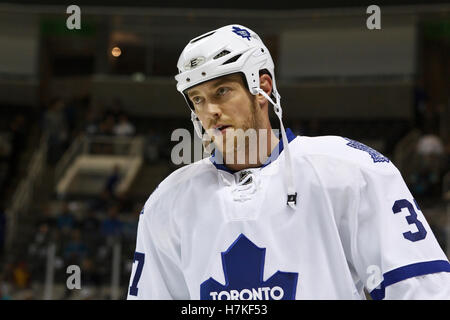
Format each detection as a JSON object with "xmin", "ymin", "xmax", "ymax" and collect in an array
[{"xmin": 0, "ymin": 0, "xmax": 449, "ymax": 300}]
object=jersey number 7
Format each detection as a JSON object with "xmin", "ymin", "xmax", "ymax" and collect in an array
[{"xmin": 129, "ymin": 252, "xmax": 145, "ymax": 296}]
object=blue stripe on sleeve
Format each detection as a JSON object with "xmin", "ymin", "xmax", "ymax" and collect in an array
[{"xmin": 370, "ymin": 260, "xmax": 450, "ymax": 300}]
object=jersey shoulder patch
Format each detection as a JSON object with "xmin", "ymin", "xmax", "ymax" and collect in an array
[
  {"xmin": 294, "ymin": 135, "xmax": 394, "ymax": 173},
  {"xmin": 343, "ymin": 137, "xmax": 390, "ymax": 163}
]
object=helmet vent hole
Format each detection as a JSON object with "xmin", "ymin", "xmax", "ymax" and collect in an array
[
  {"xmin": 190, "ymin": 31, "xmax": 216, "ymax": 44},
  {"xmin": 213, "ymin": 50, "xmax": 231, "ymax": 59},
  {"xmin": 187, "ymin": 78, "xmax": 190, "ymax": 82},
  {"xmin": 222, "ymin": 54, "xmax": 242, "ymax": 65},
  {"xmin": 202, "ymin": 72, "xmax": 206, "ymax": 76}
]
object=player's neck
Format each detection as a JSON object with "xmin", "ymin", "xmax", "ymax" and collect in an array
[{"xmin": 223, "ymin": 127, "xmax": 279, "ymax": 172}]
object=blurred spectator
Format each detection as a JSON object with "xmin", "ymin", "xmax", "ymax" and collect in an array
[
  {"xmin": 98, "ymin": 115, "xmax": 115, "ymax": 136},
  {"xmin": 44, "ymin": 98, "xmax": 69, "ymax": 164},
  {"xmin": 80, "ymin": 209, "xmax": 101, "ymax": 247},
  {"xmin": 56, "ymin": 202, "xmax": 76, "ymax": 236},
  {"xmin": 113, "ymin": 114, "xmax": 135, "ymax": 137},
  {"xmin": 409, "ymin": 166, "xmax": 436, "ymax": 196},
  {"xmin": 116, "ymin": 190, "xmax": 134, "ymax": 213},
  {"xmin": 416, "ymin": 133, "xmax": 444, "ymax": 156},
  {"xmin": 101, "ymin": 205, "xmax": 123, "ymax": 238},
  {"xmin": 84, "ymin": 104, "xmax": 102, "ymax": 136},
  {"xmin": 28, "ymin": 223, "xmax": 51, "ymax": 258},
  {"xmin": 27, "ymin": 222, "xmax": 52, "ymax": 281},
  {"xmin": 144, "ymin": 128, "xmax": 163, "ymax": 163},
  {"xmin": 122, "ymin": 220, "xmax": 139, "ymax": 242},
  {"xmin": 0, "ymin": 283, "xmax": 11, "ymax": 300},
  {"xmin": 410, "ymin": 128, "xmax": 446, "ymax": 197},
  {"xmin": 416, "ymin": 129, "xmax": 446, "ymax": 176},
  {"xmin": 0, "ymin": 262, "xmax": 14, "ymax": 299},
  {"xmin": 105, "ymin": 164, "xmax": 121, "ymax": 198},
  {"xmin": 37, "ymin": 203, "xmax": 57, "ymax": 230},
  {"xmin": 80, "ymin": 209, "xmax": 100, "ymax": 236},
  {"xmin": 12, "ymin": 261, "xmax": 31, "ymax": 290},
  {"xmin": 63, "ymin": 229, "xmax": 88, "ymax": 265}
]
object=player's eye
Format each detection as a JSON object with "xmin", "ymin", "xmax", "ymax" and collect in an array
[
  {"xmin": 216, "ymin": 87, "xmax": 230, "ymax": 96},
  {"xmin": 191, "ymin": 96, "xmax": 204, "ymax": 105}
]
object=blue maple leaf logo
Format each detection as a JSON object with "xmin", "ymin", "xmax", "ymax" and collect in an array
[
  {"xmin": 344, "ymin": 137, "xmax": 390, "ymax": 163},
  {"xmin": 232, "ymin": 26, "xmax": 252, "ymax": 41},
  {"xmin": 200, "ymin": 234, "xmax": 298, "ymax": 300}
]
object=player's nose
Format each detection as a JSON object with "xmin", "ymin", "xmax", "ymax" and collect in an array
[{"xmin": 205, "ymin": 102, "xmax": 222, "ymax": 124}]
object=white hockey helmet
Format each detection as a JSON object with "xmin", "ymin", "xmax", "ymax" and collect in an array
[{"xmin": 175, "ymin": 24, "xmax": 278, "ymax": 109}]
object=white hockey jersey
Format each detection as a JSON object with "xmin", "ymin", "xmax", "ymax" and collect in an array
[{"xmin": 127, "ymin": 129, "xmax": 450, "ymax": 300}]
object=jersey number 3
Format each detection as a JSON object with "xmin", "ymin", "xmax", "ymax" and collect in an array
[
  {"xmin": 392, "ymin": 199, "xmax": 427, "ymax": 242},
  {"xmin": 129, "ymin": 252, "xmax": 145, "ymax": 296}
]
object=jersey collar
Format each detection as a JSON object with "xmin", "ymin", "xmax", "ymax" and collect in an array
[{"xmin": 209, "ymin": 128, "xmax": 296, "ymax": 174}]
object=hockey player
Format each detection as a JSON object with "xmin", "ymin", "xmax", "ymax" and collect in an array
[{"xmin": 128, "ymin": 25, "xmax": 450, "ymax": 300}]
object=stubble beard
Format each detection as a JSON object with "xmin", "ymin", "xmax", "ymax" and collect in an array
[{"xmin": 220, "ymin": 100, "xmax": 264, "ymax": 166}]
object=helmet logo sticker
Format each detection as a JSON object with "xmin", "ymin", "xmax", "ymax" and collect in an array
[
  {"xmin": 185, "ymin": 56, "xmax": 205, "ymax": 70},
  {"xmin": 232, "ymin": 26, "xmax": 251, "ymax": 41}
]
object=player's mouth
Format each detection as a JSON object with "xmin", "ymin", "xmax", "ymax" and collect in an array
[{"xmin": 214, "ymin": 125, "xmax": 232, "ymax": 135}]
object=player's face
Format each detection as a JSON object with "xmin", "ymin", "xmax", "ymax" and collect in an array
[{"xmin": 186, "ymin": 73, "xmax": 263, "ymax": 156}]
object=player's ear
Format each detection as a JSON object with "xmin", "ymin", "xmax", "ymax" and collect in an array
[{"xmin": 256, "ymin": 73, "xmax": 273, "ymax": 107}]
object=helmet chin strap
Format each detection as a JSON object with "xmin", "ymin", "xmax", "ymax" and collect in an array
[
  {"xmin": 191, "ymin": 111, "xmax": 214, "ymax": 156},
  {"xmin": 191, "ymin": 111, "xmax": 203, "ymax": 139},
  {"xmin": 254, "ymin": 87, "xmax": 297, "ymax": 209}
]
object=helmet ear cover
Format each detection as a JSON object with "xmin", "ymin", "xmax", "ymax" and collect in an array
[{"xmin": 252, "ymin": 69, "xmax": 276, "ymax": 106}]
